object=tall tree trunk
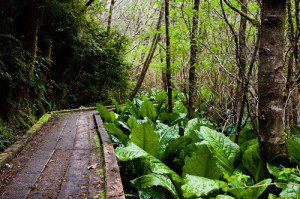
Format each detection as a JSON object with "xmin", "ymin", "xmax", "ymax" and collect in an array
[
  {"xmin": 129, "ymin": 8, "xmax": 163, "ymax": 100},
  {"xmin": 15, "ymin": 0, "xmax": 43, "ymax": 112},
  {"xmin": 17, "ymin": 0, "xmax": 43, "ymax": 74},
  {"xmin": 235, "ymin": 0, "xmax": 247, "ymax": 126},
  {"xmin": 188, "ymin": 0, "xmax": 200, "ymax": 118},
  {"xmin": 165, "ymin": 0, "xmax": 173, "ymax": 113},
  {"xmin": 258, "ymin": 0, "xmax": 287, "ymax": 166},
  {"xmin": 285, "ymin": 0, "xmax": 296, "ymax": 130},
  {"xmin": 293, "ymin": 0, "xmax": 300, "ymax": 127},
  {"xmin": 159, "ymin": 46, "xmax": 168, "ymax": 91},
  {"xmin": 107, "ymin": 0, "xmax": 115, "ymax": 33}
]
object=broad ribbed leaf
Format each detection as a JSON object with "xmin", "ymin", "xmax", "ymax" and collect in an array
[
  {"xmin": 115, "ymin": 143, "xmax": 148, "ymax": 161},
  {"xmin": 127, "ymin": 117, "xmax": 137, "ymax": 129},
  {"xmin": 125, "ymin": 99, "xmax": 140, "ymax": 118},
  {"xmin": 163, "ymin": 136, "xmax": 193, "ymax": 160},
  {"xmin": 184, "ymin": 118, "xmax": 201, "ymax": 136},
  {"xmin": 96, "ymin": 103, "xmax": 112, "ymax": 122},
  {"xmin": 157, "ymin": 124, "xmax": 179, "ymax": 145},
  {"xmin": 183, "ymin": 142, "xmax": 221, "ymax": 179},
  {"xmin": 242, "ymin": 143, "xmax": 264, "ymax": 182},
  {"xmin": 240, "ymin": 139, "xmax": 258, "ymax": 152},
  {"xmin": 111, "ymin": 98, "xmax": 120, "ymax": 113},
  {"xmin": 132, "ymin": 174, "xmax": 178, "ymax": 198},
  {"xmin": 229, "ymin": 178, "xmax": 272, "ymax": 199},
  {"xmin": 200, "ymin": 126, "xmax": 241, "ymax": 174},
  {"xmin": 138, "ymin": 188, "xmax": 168, "ymax": 199},
  {"xmin": 181, "ymin": 175, "xmax": 227, "ymax": 198},
  {"xmin": 131, "ymin": 123, "xmax": 159, "ymax": 157},
  {"xmin": 115, "ymin": 143, "xmax": 182, "ymax": 185},
  {"xmin": 104, "ymin": 123, "xmax": 128, "ymax": 145},
  {"xmin": 141, "ymin": 99, "xmax": 157, "ymax": 121},
  {"xmin": 286, "ymin": 138, "xmax": 300, "ymax": 166},
  {"xmin": 238, "ymin": 124, "xmax": 257, "ymax": 145}
]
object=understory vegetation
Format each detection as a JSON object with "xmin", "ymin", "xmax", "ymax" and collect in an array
[{"xmin": 97, "ymin": 91, "xmax": 300, "ymax": 198}]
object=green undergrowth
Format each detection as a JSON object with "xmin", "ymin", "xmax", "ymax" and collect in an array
[
  {"xmin": 0, "ymin": 120, "xmax": 15, "ymax": 151},
  {"xmin": 97, "ymin": 90, "xmax": 300, "ymax": 199}
]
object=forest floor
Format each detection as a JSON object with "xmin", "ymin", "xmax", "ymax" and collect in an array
[{"xmin": 0, "ymin": 111, "xmax": 105, "ymax": 199}]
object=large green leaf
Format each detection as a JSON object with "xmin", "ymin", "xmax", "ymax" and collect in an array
[
  {"xmin": 125, "ymin": 99, "xmax": 140, "ymax": 118},
  {"xmin": 104, "ymin": 123, "xmax": 128, "ymax": 145},
  {"xmin": 115, "ymin": 143, "xmax": 182, "ymax": 185},
  {"xmin": 111, "ymin": 98, "xmax": 121, "ymax": 113},
  {"xmin": 181, "ymin": 175, "xmax": 227, "ymax": 198},
  {"xmin": 183, "ymin": 142, "xmax": 221, "ymax": 179},
  {"xmin": 132, "ymin": 174, "xmax": 178, "ymax": 198},
  {"xmin": 96, "ymin": 103, "xmax": 113, "ymax": 123},
  {"xmin": 184, "ymin": 118, "xmax": 201, "ymax": 136},
  {"xmin": 162, "ymin": 136, "xmax": 193, "ymax": 160},
  {"xmin": 131, "ymin": 123, "xmax": 160, "ymax": 157},
  {"xmin": 242, "ymin": 143, "xmax": 264, "ymax": 182},
  {"xmin": 286, "ymin": 138, "xmax": 300, "ymax": 166},
  {"xmin": 157, "ymin": 124, "xmax": 180, "ymax": 145},
  {"xmin": 240, "ymin": 139, "xmax": 258, "ymax": 152},
  {"xmin": 238, "ymin": 123, "xmax": 257, "ymax": 146},
  {"xmin": 138, "ymin": 188, "xmax": 169, "ymax": 199},
  {"xmin": 200, "ymin": 126, "xmax": 241, "ymax": 174},
  {"xmin": 228, "ymin": 178, "xmax": 272, "ymax": 199},
  {"xmin": 115, "ymin": 143, "xmax": 148, "ymax": 161},
  {"xmin": 141, "ymin": 99, "xmax": 157, "ymax": 121}
]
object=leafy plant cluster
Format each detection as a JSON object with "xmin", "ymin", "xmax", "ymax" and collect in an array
[{"xmin": 97, "ymin": 90, "xmax": 300, "ymax": 199}]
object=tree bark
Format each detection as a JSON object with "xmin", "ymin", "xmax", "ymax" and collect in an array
[
  {"xmin": 258, "ymin": 0, "xmax": 287, "ymax": 165},
  {"xmin": 234, "ymin": 0, "xmax": 247, "ymax": 125},
  {"xmin": 188, "ymin": 0, "xmax": 200, "ymax": 118},
  {"xmin": 165, "ymin": 0, "xmax": 173, "ymax": 113},
  {"xmin": 129, "ymin": 8, "xmax": 163, "ymax": 100},
  {"xmin": 107, "ymin": 0, "xmax": 115, "ymax": 33},
  {"xmin": 17, "ymin": 0, "xmax": 43, "ymax": 74}
]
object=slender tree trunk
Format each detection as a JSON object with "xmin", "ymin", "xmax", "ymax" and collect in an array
[
  {"xmin": 258, "ymin": 0, "xmax": 287, "ymax": 165},
  {"xmin": 15, "ymin": 0, "xmax": 44, "ymax": 115},
  {"xmin": 188, "ymin": 0, "xmax": 200, "ymax": 118},
  {"xmin": 107, "ymin": 0, "xmax": 115, "ymax": 33},
  {"xmin": 235, "ymin": 0, "xmax": 247, "ymax": 125},
  {"xmin": 165, "ymin": 0, "xmax": 173, "ymax": 113},
  {"xmin": 129, "ymin": 8, "xmax": 163, "ymax": 100},
  {"xmin": 159, "ymin": 47, "xmax": 168, "ymax": 91},
  {"xmin": 17, "ymin": 0, "xmax": 43, "ymax": 74}
]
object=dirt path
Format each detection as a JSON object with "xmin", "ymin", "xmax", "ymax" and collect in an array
[{"xmin": 0, "ymin": 111, "xmax": 105, "ymax": 199}]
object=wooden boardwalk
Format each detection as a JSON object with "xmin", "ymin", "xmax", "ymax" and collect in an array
[{"xmin": 0, "ymin": 111, "xmax": 109, "ymax": 198}]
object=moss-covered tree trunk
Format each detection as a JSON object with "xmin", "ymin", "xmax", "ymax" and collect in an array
[
  {"xmin": 258, "ymin": 0, "xmax": 287, "ymax": 165},
  {"xmin": 188, "ymin": 0, "xmax": 200, "ymax": 118},
  {"xmin": 165, "ymin": 0, "xmax": 173, "ymax": 113}
]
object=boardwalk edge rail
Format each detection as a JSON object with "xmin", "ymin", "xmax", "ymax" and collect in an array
[{"xmin": 94, "ymin": 114, "xmax": 125, "ymax": 199}]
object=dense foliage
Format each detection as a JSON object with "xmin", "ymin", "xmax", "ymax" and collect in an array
[
  {"xmin": 97, "ymin": 91, "xmax": 300, "ymax": 198},
  {"xmin": 0, "ymin": 0, "xmax": 130, "ymax": 149}
]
